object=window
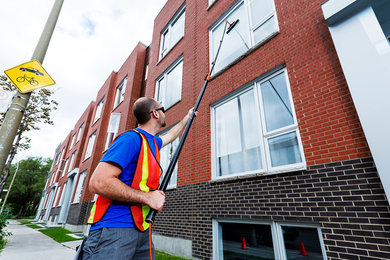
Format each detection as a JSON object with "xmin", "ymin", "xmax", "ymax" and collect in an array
[
  {"xmin": 53, "ymin": 185, "xmax": 60, "ymax": 207},
  {"xmin": 144, "ymin": 65, "xmax": 149, "ymax": 81},
  {"xmin": 73, "ymin": 171, "xmax": 87, "ymax": 203},
  {"xmin": 114, "ymin": 77, "xmax": 127, "ymax": 108},
  {"xmin": 105, "ymin": 113, "xmax": 121, "ymax": 150},
  {"xmin": 155, "ymin": 58, "xmax": 183, "ymax": 109},
  {"xmin": 58, "ymin": 183, "xmax": 67, "ymax": 206},
  {"xmin": 70, "ymin": 134, "xmax": 76, "ymax": 149},
  {"xmin": 62, "ymin": 159, "xmax": 69, "ymax": 176},
  {"xmin": 210, "ymin": 0, "xmax": 279, "ymax": 73},
  {"xmin": 85, "ymin": 132, "xmax": 96, "ymax": 160},
  {"xmin": 159, "ymin": 5, "xmax": 185, "ymax": 59},
  {"xmin": 76, "ymin": 123, "xmax": 84, "ymax": 143},
  {"xmin": 93, "ymin": 97, "xmax": 104, "ymax": 123},
  {"xmin": 214, "ymin": 221, "xmax": 327, "ymax": 259},
  {"xmin": 370, "ymin": 0, "xmax": 390, "ymax": 41},
  {"xmin": 212, "ymin": 70, "xmax": 304, "ymax": 178},
  {"xmin": 159, "ymin": 136, "xmax": 179, "ymax": 189},
  {"xmin": 69, "ymin": 151, "xmax": 76, "ymax": 171}
]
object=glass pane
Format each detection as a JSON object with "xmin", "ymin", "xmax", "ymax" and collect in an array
[
  {"xmin": 166, "ymin": 60, "xmax": 183, "ymax": 108},
  {"xmin": 281, "ymin": 226, "xmax": 324, "ymax": 260},
  {"xmin": 220, "ymin": 222, "xmax": 275, "ymax": 260},
  {"xmin": 159, "ymin": 138, "xmax": 179, "ymax": 187},
  {"xmin": 261, "ymin": 73, "xmax": 294, "ymax": 132},
  {"xmin": 108, "ymin": 114, "xmax": 121, "ymax": 133},
  {"xmin": 253, "ymin": 16, "xmax": 278, "ymax": 44},
  {"xmin": 157, "ymin": 77, "xmax": 166, "ymax": 105},
  {"xmin": 170, "ymin": 11, "xmax": 185, "ymax": 47},
  {"xmin": 249, "ymin": 0, "xmax": 274, "ymax": 27},
  {"xmin": 370, "ymin": 0, "xmax": 390, "ymax": 39},
  {"xmin": 215, "ymin": 91, "xmax": 262, "ymax": 176},
  {"xmin": 212, "ymin": 2, "xmax": 250, "ymax": 73},
  {"xmin": 268, "ymin": 132, "xmax": 301, "ymax": 167}
]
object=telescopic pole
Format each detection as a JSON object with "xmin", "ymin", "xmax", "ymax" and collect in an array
[{"xmin": 146, "ymin": 19, "xmax": 238, "ymax": 224}]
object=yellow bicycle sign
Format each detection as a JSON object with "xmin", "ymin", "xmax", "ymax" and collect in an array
[{"xmin": 4, "ymin": 60, "xmax": 55, "ymax": 93}]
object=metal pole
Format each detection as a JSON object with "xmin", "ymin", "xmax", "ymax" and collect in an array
[
  {"xmin": 146, "ymin": 20, "xmax": 233, "ymax": 224},
  {"xmin": 0, "ymin": 0, "xmax": 64, "ymax": 175}
]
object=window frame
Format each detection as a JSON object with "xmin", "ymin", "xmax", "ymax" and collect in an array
[
  {"xmin": 84, "ymin": 131, "xmax": 97, "ymax": 160},
  {"xmin": 69, "ymin": 151, "xmax": 76, "ymax": 171},
  {"xmin": 213, "ymin": 219, "xmax": 328, "ymax": 260},
  {"xmin": 211, "ymin": 69, "xmax": 305, "ymax": 180},
  {"xmin": 158, "ymin": 128, "xmax": 179, "ymax": 190},
  {"xmin": 93, "ymin": 97, "xmax": 105, "ymax": 123},
  {"xmin": 155, "ymin": 56, "xmax": 184, "ymax": 110},
  {"xmin": 72, "ymin": 170, "xmax": 87, "ymax": 204},
  {"xmin": 159, "ymin": 4, "xmax": 185, "ymax": 60},
  {"xmin": 76, "ymin": 123, "xmax": 84, "ymax": 143},
  {"xmin": 209, "ymin": 0, "xmax": 280, "ymax": 74},
  {"xmin": 113, "ymin": 77, "xmax": 128, "ymax": 109},
  {"xmin": 105, "ymin": 113, "xmax": 121, "ymax": 150}
]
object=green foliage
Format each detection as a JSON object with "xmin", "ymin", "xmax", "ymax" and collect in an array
[
  {"xmin": 2, "ymin": 157, "xmax": 52, "ymax": 217},
  {"xmin": 0, "ymin": 211, "xmax": 12, "ymax": 252},
  {"xmin": 38, "ymin": 228, "xmax": 83, "ymax": 243}
]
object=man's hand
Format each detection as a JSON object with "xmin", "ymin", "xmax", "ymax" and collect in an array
[
  {"xmin": 161, "ymin": 107, "xmax": 199, "ymax": 147},
  {"xmin": 145, "ymin": 190, "xmax": 166, "ymax": 212}
]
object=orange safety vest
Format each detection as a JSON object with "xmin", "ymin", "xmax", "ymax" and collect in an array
[{"xmin": 87, "ymin": 129, "xmax": 162, "ymax": 232}]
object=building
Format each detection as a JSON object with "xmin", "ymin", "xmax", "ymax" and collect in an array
[{"xmin": 37, "ymin": 0, "xmax": 390, "ymax": 259}]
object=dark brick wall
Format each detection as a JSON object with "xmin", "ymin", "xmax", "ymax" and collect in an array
[
  {"xmin": 67, "ymin": 202, "xmax": 91, "ymax": 225},
  {"xmin": 153, "ymin": 158, "xmax": 390, "ymax": 259}
]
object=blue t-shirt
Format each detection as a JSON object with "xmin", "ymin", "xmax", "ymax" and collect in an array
[{"xmin": 90, "ymin": 128, "xmax": 162, "ymax": 230}]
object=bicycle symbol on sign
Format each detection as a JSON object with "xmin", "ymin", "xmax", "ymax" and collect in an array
[{"xmin": 16, "ymin": 67, "xmax": 44, "ymax": 86}]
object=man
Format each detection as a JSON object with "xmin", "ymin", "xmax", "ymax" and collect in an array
[{"xmin": 82, "ymin": 97, "xmax": 195, "ymax": 259}]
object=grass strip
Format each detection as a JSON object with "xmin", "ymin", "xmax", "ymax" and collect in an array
[
  {"xmin": 38, "ymin": 228, "xmax": 83, "ymax": 243},
  {"xmin": 26, "ymin": 224, "xmax": 43, "ymax": 229},
  {"xmin": 155, "ymin": 250, "xmax": 190, "ymax": 260},
  {"xmin": 18, "ymin": 220, "xmax": 31, "ymax": 225}
]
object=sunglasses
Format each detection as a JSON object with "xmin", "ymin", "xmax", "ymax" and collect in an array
[{"xmin": 150, "ymin": 106, "xmax": 165, "ymax": 113}]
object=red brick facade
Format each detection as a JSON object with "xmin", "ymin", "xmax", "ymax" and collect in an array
[{"xmin": 38, "ymin": 1, "xmax": 390, "ymax": 259}]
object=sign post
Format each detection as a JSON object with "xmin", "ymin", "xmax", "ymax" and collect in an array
[{"xmin": 0, "ymin": 0, "xmax": 64, "ymax": 180}]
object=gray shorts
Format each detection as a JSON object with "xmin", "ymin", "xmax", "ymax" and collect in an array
[{"xmin": 82, "ymin": 227, "xmax": 154, "ymax": 260}]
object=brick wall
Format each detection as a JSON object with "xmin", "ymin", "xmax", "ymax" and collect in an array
[{"xmin": 153, "ymin": 157, "xmax": 390, "ymax": 259}]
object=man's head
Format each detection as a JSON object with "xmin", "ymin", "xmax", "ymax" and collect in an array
[{"xmin": 133, "ymin": 97, "xmax": 166, "ymax": 127}]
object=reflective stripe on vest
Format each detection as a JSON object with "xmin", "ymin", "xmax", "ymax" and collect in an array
[{"xmin": 87, "ymin": 130, "xmax": 161, "ymax": 230}]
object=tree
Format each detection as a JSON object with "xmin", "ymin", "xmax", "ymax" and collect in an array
[
  {"xmin": 0, "ymin": 75, "xmax": 58, "ymax": 193},
  {"xmin": 1, "ymin": 157, "xmax": 52, "ymax": 217}
]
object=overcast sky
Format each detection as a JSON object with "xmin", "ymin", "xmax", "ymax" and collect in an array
[{"xmin": 0, "ymin": 0, "xmax": 166, "ymax": 161}]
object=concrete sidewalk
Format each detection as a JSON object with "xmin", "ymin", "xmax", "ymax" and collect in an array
[{"xmin": 0, "ymin": 219, "xmax": 83, "ymax": 260}]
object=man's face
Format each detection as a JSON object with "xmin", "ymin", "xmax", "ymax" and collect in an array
[{"xmin": 155, "ymin": 102, "xmax": 166, "ymax": 128}]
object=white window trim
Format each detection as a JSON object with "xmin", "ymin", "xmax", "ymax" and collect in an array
[
  {"xmin": 105, "ymin": 113, "xmax": 121, "ymax": 150},
  {"xmin": 155, "ymin": 56, "xmax": 183, "ymax": 110},
  {"xmin": 69, "ymin": 151, "xmax": 76, "ymax": 172},
  {"xmin": 84, "ymin": 131, "xmax": 97, "ymax": 160},
  {"xmin": 159, "ymin": 4, "xmax": 185, "ymax": 60},
  {"xmin": 114, "ymin": 77, "xmax": 127, "ymax": 109},
  {"xmin": 76, "ymin": 123, "xmax": 84, "ymax": 143},
  {"xmin": 211, "ymin": 69, "xmax": 306, "ymax": 181},
  {"xmin": 209, "ymin": 0, "xmax": 280, "ymax": 74},
  {"xmin": 93, "ymin": 97, "xmax": 104, "ymax": 123},
  {"xmin": 72, "ymin": 170, "xmax": 86, "ymax": 204},
  {"xmin": 158, "ymin": 127, "xmax": 179, "ymax": 190},
  {"xmin": 213, "ymin": 219, "xmax": 328, "ymax": 260}
]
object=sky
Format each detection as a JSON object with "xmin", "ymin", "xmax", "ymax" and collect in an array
[{"xmin": 0, "ymin": 0, "xmax": 166, "ymax": 161}]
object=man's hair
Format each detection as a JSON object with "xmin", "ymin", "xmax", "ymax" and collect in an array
[{"xmin": 133, "ymin": 97, "xmax": 158, "ymax": 125}]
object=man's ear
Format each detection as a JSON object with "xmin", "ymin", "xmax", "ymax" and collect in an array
[{"xmin": 151, "ymin": 110, "xmax": 159, "ymax": 119}]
